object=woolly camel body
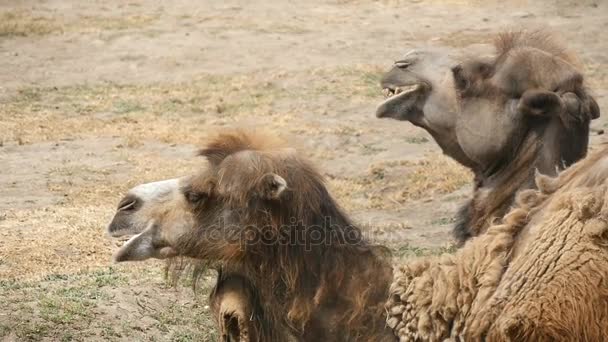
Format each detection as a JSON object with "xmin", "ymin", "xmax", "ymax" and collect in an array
[{"xmin": 386, "ymin": 143, "xmax": 608, "ymax": 341}]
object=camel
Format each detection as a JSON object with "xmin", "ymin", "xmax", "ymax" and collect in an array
[
  {"xmin": 376, "ymin": 30, "xmax": 600, "ymax": 244},
  {"xmin": 386, "ymin": 142, "xmax": 608, "ymax": 341},
  {"xmin": 107, "ymin": 130, "xmax": 395, "ymax": 341},
  {"xmin": 105, "ymin": 30, "xmax": 604, "ymax": 340},
  {"xmin": 107, "ymin": 131, "xmax": 608, "ymax": 341}
]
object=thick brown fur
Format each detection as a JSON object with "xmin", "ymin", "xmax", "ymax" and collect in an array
[
  {"xmin": 453, "ymin": 30, "xmax": 583, "ymax": 99},
  {"xmin": 452, "ymin": 30, "xmax": 599, "ymax": 243},
  {"xmin": 172, "ymin": 130, "xmax": 395, "ymax": 341},
  {"xmin": 387, "ymin": 143, "xmax": 608, "ymax": 341}
]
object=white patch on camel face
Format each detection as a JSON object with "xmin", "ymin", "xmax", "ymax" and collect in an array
[{"xmin": 129, "ymin": 178, "xmax": 181, "ymax": 202}]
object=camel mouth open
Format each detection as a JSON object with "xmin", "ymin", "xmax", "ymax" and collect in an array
[
  {"xmin": 381, "ymin": 84, "xmax": 419, "ymax": 99},
  {"xmin": 111, "ymin": 221, "xmax": 175, "ymax": 263},
  {"xmin": 376, "ymin": 83, "xmax": 427, "ymax": 119},
  {"xmin": 108, "ymin": 228, "xmax": 137, "ymax": 249},
  {"xmin": 112, "ymin": 232, "xmax": 144, "ymax": 262},
  {"xmin": 110, "ymin": 232, "xmax": 140, "ymax": 262}
]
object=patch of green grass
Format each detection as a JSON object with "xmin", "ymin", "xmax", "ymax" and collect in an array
[
  {"xmin": 358, "ymin": 69, "xmax": 384, "ymax": 97},
  {"xmin": 405, "ymin": 136, "xmax": 429, "ymax": 144},
  {"xmin": 99, "ymin": 324, "xmax": 122, "ymax": 338},
  {"xmin": 360, "ymin": 143, "xmax": 386, "ymax": 155},
  {"xmin": 90, "ymin": 267, "xmax": 128, "ymax": 287},
  {"xmin": 0, "ymin": 324, "xmax": 10, "ymax": 336},
  {"xmin": 39, "ymin": 294, "xmax": 93, "ymax": 325},
  {"xmin": 0, "ymin": 279, "xmax": 33, "ymax": 291},
  {"xmin": 430, "ymin": 216, "xmax": 457, "ymax": 226},
  {"xmin": 113, "ymin": 99, "xmax": 146, "ymax": 114},
  {"xmin": 1, "ymin": 75, "xmax": 280, "ymax": 145},
  {"xmin": 171, "ymin": 330, "xmax": 208, "ymax": 342},
  {"xmin": 60, "ymin": 332, "xmax": 75, "ymax": 342},
  {"xmin": 308, "ymin": 65, "xmax": 384, "ymax": 99},
  {"xmin": 1, "ymin": 267, "xmax": 219, "ymax": 341},
  {"xmin": 15, "ymin": 323, "xmax": 51, "ymax": 341}
]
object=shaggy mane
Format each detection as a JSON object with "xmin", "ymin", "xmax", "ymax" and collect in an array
[
  {"xmin": 199, "ymin": 129, "xmax": 288, "ymax": 165},
  {"xmin": 493, "ymin": 29, "xmax": 579, "ymax": 67},
  {"xmin": 173, "ymin": 129, "xmax": 394, "ymax": 341}
]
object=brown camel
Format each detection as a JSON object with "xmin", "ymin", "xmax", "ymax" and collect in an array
[
  {"xmin": 107, "ymin": 130, "xmax": 395, "ymax": 341},
  {"xmin": 376, "ymin": 30, "xmax": 600, "ymax": 244},
  {"xmin": 107, "ymin": 130, "xmax": 608, "ymax": 341},
  {"xmin": 107, "ymin": 131, "xmax": 608, "ymax": 341},
  {"xmin": 386, "ymin": 143, "xmax": 608, "ymax": 341}
]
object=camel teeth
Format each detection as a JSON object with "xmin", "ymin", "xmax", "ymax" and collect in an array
[{"xmin": 382, "ymin": 88, "xmax": 398, "ymax": 98}]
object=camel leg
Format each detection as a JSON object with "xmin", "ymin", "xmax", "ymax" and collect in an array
[{"xmin": 210, "ymin": 274, "xmax": 258, "ymax": 342}]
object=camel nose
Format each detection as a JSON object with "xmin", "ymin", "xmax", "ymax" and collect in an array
[{"xmin": 117, "ymin": 194, "xmax": 141, "ymax": 212}]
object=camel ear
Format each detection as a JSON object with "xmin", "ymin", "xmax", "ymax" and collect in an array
[
  {"xmin": 451, "ymin": 65, "xmax": 469, "ymax": 91},
  {"xmin": 257, "ymin": 173, "xmax": 287, "ymax": 200}
]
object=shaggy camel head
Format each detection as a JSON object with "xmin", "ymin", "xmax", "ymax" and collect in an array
[
  {"xmin": 377, "ymin": 30, "xmax": 599, "ymax": 176},
  {"xmin": 107, "ymin": 131, "xmax": 315, "ymax": 263},
  {"xmin": 107, "ymin": 130, "xmax": 394, "ymax": 341}
]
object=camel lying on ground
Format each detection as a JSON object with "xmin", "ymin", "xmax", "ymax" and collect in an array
[
  {"xmin": 108, "ymin": 130, "xmax": 395, "ymax": 341},
  {"xmin": 386, "ymin": 142, "xmax": 608, "ymax": 341},
  {"xmin": 377, "ymin": 30, "xmax": 600, "ymax": 244},
  {"xmin": 106, "ymin": 29, "xmax": 603, "ymax": 341},
  {"xmin": 107, "ymin": 130, "xmax": 608, "ymax": 341}
]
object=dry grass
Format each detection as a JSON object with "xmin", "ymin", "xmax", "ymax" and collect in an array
[
  {"xmin": 309, "ymin": 65, "xmax": 385, "ymax": 99},
  {"xmin": 0, "ymin": 65, "xmax": 383, "ymax": 146},
  {"xmin": 329, "ymin": 155, "xmax": 472, "ymax": 210},
  {"xmin": 584, "ymin": 61, "xmax": 608, "ymax": 90},
  {"xmin": 0, "ymin": 11, "xmax": 62, "ymax": 37},
  {"xmin": 0, "ymin": 19, "xmax": 466, "ymax": 332},
  {"xmin": 341, "ymin": 0, "xmax": 529, "ymax": 5},
  {"xmin": 0, "ymin": 62, "xmax": 464, "ymax": 280},
  {"xmin": 0, "ymin": 52, "xmax": 461, "ymax": 340},
  {"xmin": 0, "ymin": 65, "xmax": 388, "ymax": 279},
  {"xmin": 190, "ymin": 14, "xmax": 311, "ymax": 35},
  {"xmin": 392, "ymin": 157, "xmax": 472, "ymax": 202},
  {"xmin": 0, "ymin": 150, "xmax": 200, "ymax": 279},
  {"xmin": 435, "ymin": 30, "xmax": 494, "ymax": 48},
  {"xmin": 0, "ymin": 10, "xmax": 158, "ymax": 37},
  {"xmin": 77, "ymin": 14, "xmax": 159, "ymax": 31},
  {"xmin": 0, "ymin": 265, "xmax": 218, "ymax": 341},
  {"xmin": 0, "ymin": 76, "xmax": 278, "ymax": 146}
]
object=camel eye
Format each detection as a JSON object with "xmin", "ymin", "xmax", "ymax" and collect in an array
[{"xmin": 184, "ymin": 189, "xmax": 207, "ymax": 204}]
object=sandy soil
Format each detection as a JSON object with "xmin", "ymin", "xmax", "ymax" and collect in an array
[{"xmin": 1, "ymin": 0, "xmax": 606, "ymax": 340}]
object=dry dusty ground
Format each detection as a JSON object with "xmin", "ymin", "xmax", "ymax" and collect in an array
[{"xmin": 0, "ymin": 0, "xmax": 606, "ymax": 340}]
